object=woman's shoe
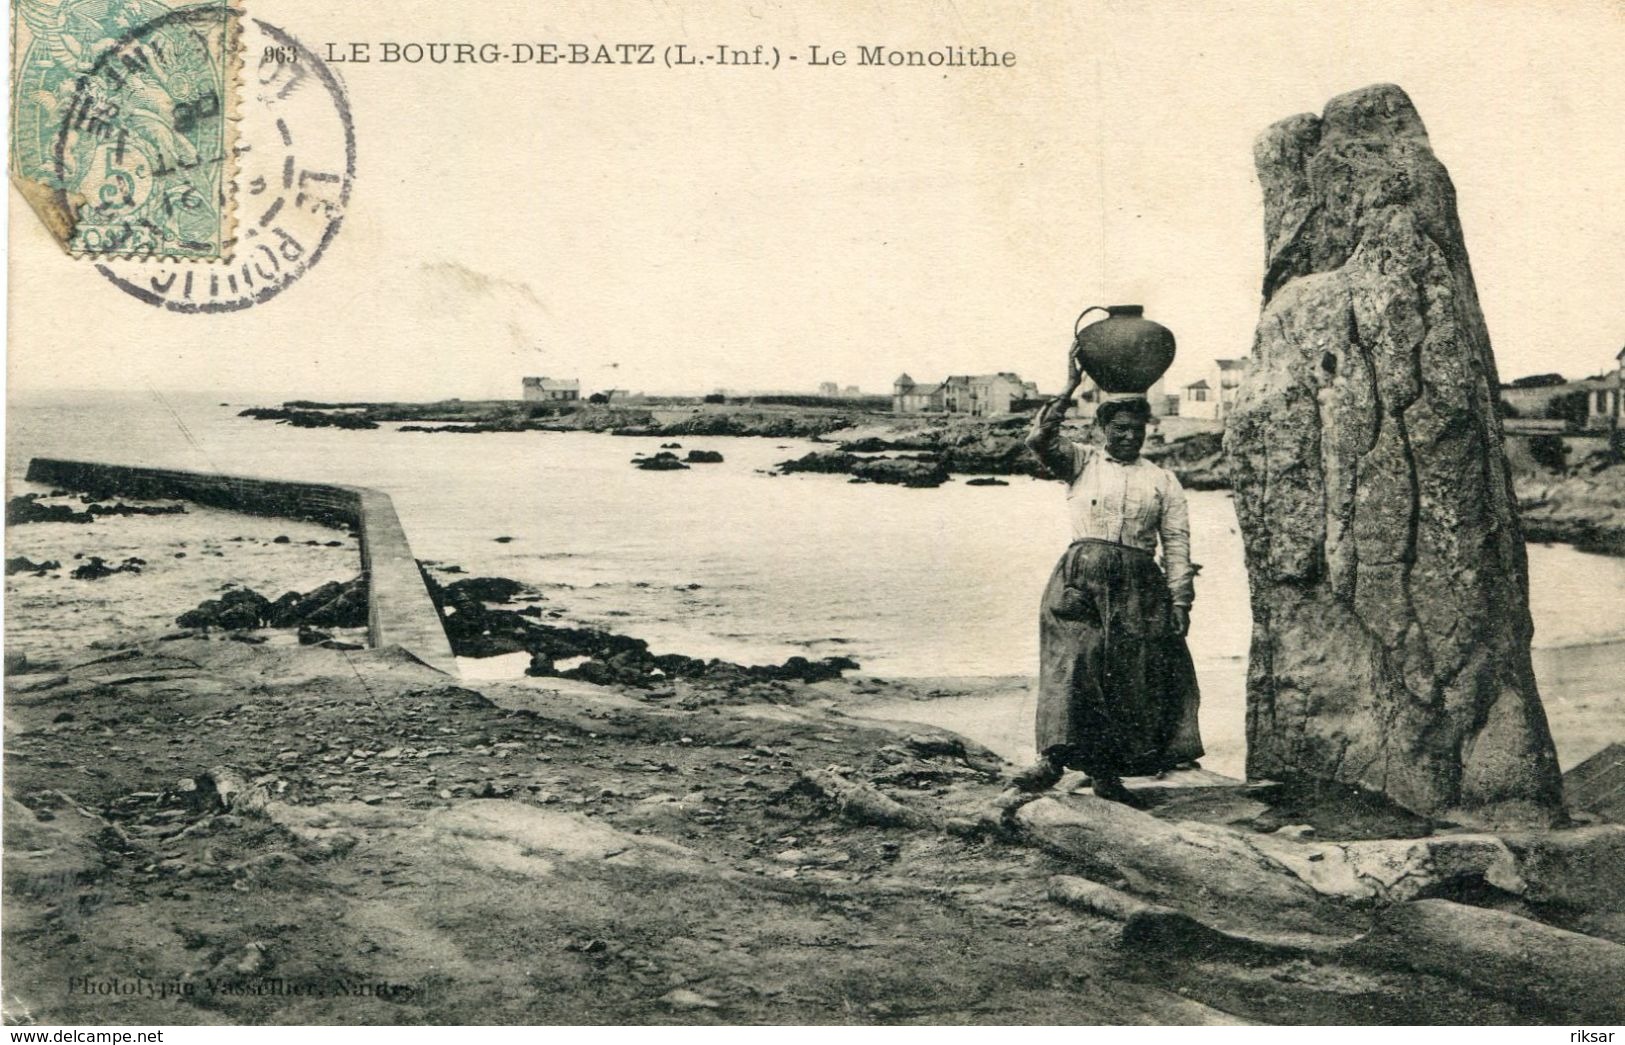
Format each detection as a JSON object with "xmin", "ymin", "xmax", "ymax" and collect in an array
[
  {"xmin": 1091, "ymin": 775, "xmax": 1147, "ymax": 809},
  {"xmin": 1010, "ymin": 755, "xmax": 1064, "ymax": 793}
]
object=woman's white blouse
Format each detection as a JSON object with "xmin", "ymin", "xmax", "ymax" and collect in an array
[{"xmin": 1027, "ymin": 402, "xmax": 1196, "ymax": 607}]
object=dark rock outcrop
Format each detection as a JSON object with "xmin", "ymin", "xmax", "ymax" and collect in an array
[
  {"xmin": 6, "ymin": 556, "xmax": 60, "ymax": 575},
  {"xmin": 851, "ymin": 457, "xmax": 950, "ymax": 488},
  {"xmin": 632, "ymin": 452, "xmax": 689, "ymax": 471},
  {"xmin": 70, "ymin": 556, "xmax": 144, "ymax": 580},
  {"xmin": 6, "ymin": 494, "xmax": 186, "ymax": 525},
  {"xmin": 417, "ymin": 568, "xmax": 859, "ymax": 688},
  {"xmin": 777, "ymin": 450, "xmax": 950, "ymax": 487},
  {"xmin": 1516, "ymin": 454, "xmax": 1625, "ymax": 556},
  {"xmin": 177, "ymin": 578, "xmax": 368, "ymax": 631},
  {"xmin": 238, "ymin": 407, "xmax": 379, "ymax": 430},
  {"xmin": 1226, "ymin": 84, "xmax": 1563, "ymax": 826},
  {"xmin": 778, "ymin": 450, "xmax": 859, "ymax": 475}
]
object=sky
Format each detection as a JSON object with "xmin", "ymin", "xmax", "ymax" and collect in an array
[{"xmin": 7, "ymin": 0, "xmax": 1624, "ymax": 401}]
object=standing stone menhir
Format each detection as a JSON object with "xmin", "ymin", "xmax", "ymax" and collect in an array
[{"xmin": 1225, "ymin": 84, "xmax": 1564, "ymax": 826}]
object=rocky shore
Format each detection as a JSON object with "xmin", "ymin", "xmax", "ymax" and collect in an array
[
  {"xmin": 5, "ymin": 493, "xmax": 1624, "ymax": 1026},
  {"xmin": 1516, "ymin": 451, "xmax": 1625, "ymax": 556},
  {"xmin": 8, "ymin": 633, "xmax": 1623, "ymax": 1025}
]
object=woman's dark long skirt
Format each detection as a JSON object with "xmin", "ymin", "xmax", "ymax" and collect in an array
[{"xmin": 1036, "ymin": 539, "xmax": 1202, "ymax": 778}]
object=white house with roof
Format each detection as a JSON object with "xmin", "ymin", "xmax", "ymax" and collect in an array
[
  {"xmin": 522, "ymin": 377, "xmax": 580, "ymax": 402},
  {"xmin": 1182, "ymin": 358, "xmax": 1251, "ymax": 420},
  {"xmin": 1584, "ymin": 347, "xmax": 1625, "ymax": 430},
  {"xmin": 1181, "ymin": 378, "xmax": 1215, "ymax": 419}
]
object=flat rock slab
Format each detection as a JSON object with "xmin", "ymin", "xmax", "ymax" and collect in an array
[
  {"xmin": 257, "ymin": 798, "xmax": 715, "ymax": 880},
  {"xmin": 1016, "ymin": 795, "xmax": 1342, "ymax": 934},
  {"xmin": 1564, "ymin": 741, "xmax": 1625, "ymax": 823},
  {"xmin": 1019, "ymin": 791, "xmax": 1625, "ymax": 929},
  {"xmin": 1348, "ymin": 899, "xmax": 1625, "ymax": 1023}
]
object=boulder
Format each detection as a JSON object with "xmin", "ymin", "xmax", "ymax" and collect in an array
[
  {"xmin": 443, "ymin": 576, "xmax": 525, "ymax": 604},
  {"xmin": 5, "ymin": 556, "xmax": 60, "ymax": 575},
  {"xmin": 1226, "ymin": 84, "xmax": 1563, "ymax": 826},
  {"xmin": 633, "ymin": 452, "xmax": 689, "ymax": 471},
  {"xmin": 851, "ymin": 457, "xmax": 949, "ymax": 488},
  {"xmin": 70, "ymin": 556, "xmax": 143, "ymax": 580},
  {"xmin": 777, "ymin": 450, "xmax": 859, "ymax": 475}
]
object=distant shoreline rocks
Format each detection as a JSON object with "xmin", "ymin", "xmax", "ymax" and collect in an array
[{"xmin": 238, "ymin": 407, "xmax": 379, "ymax": 430}]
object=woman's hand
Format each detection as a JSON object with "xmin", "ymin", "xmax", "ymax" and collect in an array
[
  {"xmin": 1066, "ymin": 344, "xmax": 1085, "ymax": 391},
  {"xmin": 1172, "ymin": 606, "xmax": 1190, "ymax": 637}
]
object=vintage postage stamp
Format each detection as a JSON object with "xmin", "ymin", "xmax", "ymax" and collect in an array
[
  {"xmin": 10, "ymin": 0, "xmax": 238, "ymax": 259},
  {"xmin": 92, "ymin": 17, "xmax": 355, "ymax": 311}
]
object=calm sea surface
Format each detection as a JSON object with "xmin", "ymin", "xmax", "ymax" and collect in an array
[{"xmin": 9, "ymin": 392, "xmax": 1623, "ymax": 688}]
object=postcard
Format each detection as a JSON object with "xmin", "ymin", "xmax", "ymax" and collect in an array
[{"xmin": 5, "ymin": 0, "xmax": 1623, "ymax": 1030}]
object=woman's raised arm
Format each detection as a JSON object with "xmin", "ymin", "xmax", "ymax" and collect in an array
[{"xmin": 1026, "ymin": 351, "xmax": 1086, "ymax": 481}]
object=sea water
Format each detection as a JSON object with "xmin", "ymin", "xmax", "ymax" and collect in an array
[{"xmin": 8, "ymin": 391, "xmax": 1623, "ymax": 774}]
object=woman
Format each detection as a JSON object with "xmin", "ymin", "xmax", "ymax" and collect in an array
[{"xmin": 1015, "ymin": 352, "xmax": 1202, "ymax": 805}]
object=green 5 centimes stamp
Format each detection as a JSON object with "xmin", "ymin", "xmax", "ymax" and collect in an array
[{"xmin": 10, "ymin": 0, "xmax": 237, "ymax": 259}]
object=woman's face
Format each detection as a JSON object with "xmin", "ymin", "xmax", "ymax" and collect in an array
[{"xmin": 1101, "ymin": 415, "xmax": 1147, "ymax": 461}]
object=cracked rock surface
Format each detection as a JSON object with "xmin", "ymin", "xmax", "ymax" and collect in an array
[{"xmin": 1226, "ymin": 83, "xmax": 1563, "ymax": 826}]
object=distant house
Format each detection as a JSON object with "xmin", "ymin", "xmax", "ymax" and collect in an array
[
  {"xmin": 892, "ymin": 373, "xmax": 945, "ymax": 413},
  {"xmin": 818, "ymin": 381, "xmax": 840, "ymax": 397},
  {"xmin": 1180, "ymin": 359, "xmax": 1250, "ymax": 421},
  {"xmin": 843, "ymin": 385, "xmax": 861, "ymax": 397},
  {"xmin": 895, "ymin": 372, "xmax": 1037, "ymax": 416},
  {"xmin": 1215, "ymin": 359, "xmax": 1249, "ymax": 417},
  {"xmin": 522, "ymin": 377, "xmax": 580, "ymax": 402},
  {"xmin": 1584, "ymin": 347, "xmax": 1625, "ymax": 430},
  {"xmin": 1182, "ymin": 379, "xmax": 1214, "ymax": 419}
]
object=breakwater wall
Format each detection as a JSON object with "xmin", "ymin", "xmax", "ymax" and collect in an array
[{"xmin": 24, "ymin": 458, "xmax": 457, "ymax": 675}]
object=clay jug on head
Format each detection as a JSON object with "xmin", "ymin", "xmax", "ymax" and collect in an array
[{"xmin": 1072, "ymin": 305, "xmax": 1176, "ymax": 393}]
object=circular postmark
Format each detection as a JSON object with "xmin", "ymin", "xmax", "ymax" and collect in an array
[{"xmin": 73, "ymin": 14, "xmax": 355, "ymax": 312}]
